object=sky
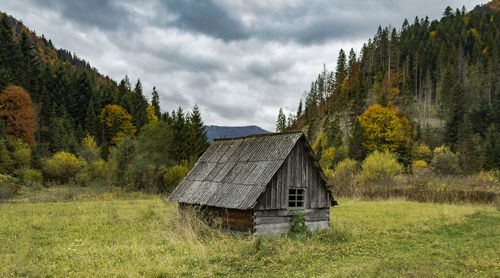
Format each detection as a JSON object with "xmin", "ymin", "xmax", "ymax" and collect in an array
[{"xmin": 1, "ymin": 0, "xmax": 486, "ymax": 131}]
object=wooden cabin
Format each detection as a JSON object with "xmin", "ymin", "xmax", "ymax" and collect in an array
[{"xmin": 168, "ymin": 132, "xmax": 337, "ymax": 235}]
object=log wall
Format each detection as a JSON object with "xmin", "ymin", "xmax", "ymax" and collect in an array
[{"xmin": 253, "ymin": 208, "xmax": 330, "ymax": 235}]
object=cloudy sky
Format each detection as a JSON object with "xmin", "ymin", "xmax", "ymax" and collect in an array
[{"xmin": 2, "ymin": 0, "xmax": 485, "ymax": 131}]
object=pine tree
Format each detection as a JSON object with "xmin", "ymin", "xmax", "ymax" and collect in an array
[
  {"xmin": 131, "ymin": 79, "xmax": 148, "ymax": 131},
  {"xmin": 445, "ymin": 84, "xmax": 466, "ymax": 149},
  {"xmin": 348, "ymin": 118, "xmax": 366, "ymax": 161},
  {"xmin": 483, "ymin": 125, "xmax": 500, "ymax": 170},
  {"xmin": 187, "ymin": 105, "xmax": 209, "ymax": 160},
  {"xmin": 456, "ymin": 114, "xmax": 482, "ymax": 174},
  {"xmin": 324, "ymin": 116, "xmax": 343, "ymax": 148},
  {"xmin": 296, "ymin": 99, "xmax": 303, "ymax": 119},
  {"xmin": 151, "ymin": 86, "xmax": 161, "ymax": 119},
  {"xmin": 84, "ymin": 99, "xmax": 98, "ymax": 138},
  {"xmin": 172, "ymin": 107, "xmax": 189, "ymax": 162},
  {"xmin": 276, "ymin": 108, "xmax": 286, "ymax": 133},
  {"xmin": 70, "ymin": 71, "xmax": 92, "ymax": 125}
]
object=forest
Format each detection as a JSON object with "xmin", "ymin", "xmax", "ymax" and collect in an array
[
  {"xmin": 0, "ymin": 12, "xmax": 209, "ymax": 197},
  {"xmin": 277, "ymin": 1, "xmax": 500, "ymax": 201}
]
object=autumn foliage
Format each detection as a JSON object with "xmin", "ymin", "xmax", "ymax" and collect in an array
[
  {"xmin": 99, "ymin": 104, "xmax": 137, "ymax": 145},
  {"xmin": 358, "ymin": 104, "xmax": 414, "ymax": 154},
  {"xmin": 0, "ymin": 86, "xmax": 37, "ymax": 145}
]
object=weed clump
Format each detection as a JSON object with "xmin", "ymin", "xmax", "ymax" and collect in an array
[{"xmin": 289, "ymin": 211, "xmax": 311, "ymax": 236}]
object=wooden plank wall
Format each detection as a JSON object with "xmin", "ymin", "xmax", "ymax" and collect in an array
[
  {"xmin": 255, "ymin": 139, "xmax": 330, "ymax": 210},
  {"xmin": 180, "ymin": 204, "xmax": 253, "ymax": 233},
  {"xmin": 253, "ymin": 208, "xmax": 330, "ymax": 235}
]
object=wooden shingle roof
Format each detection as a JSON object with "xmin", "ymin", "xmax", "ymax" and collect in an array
[{"xmin": 168, "ymin": 132, "xmax": 321, "ymax": 209}]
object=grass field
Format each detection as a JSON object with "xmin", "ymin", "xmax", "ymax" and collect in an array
[{"xmin": 0, "ymin": 197, "xmax": 499, "ymax": 277}]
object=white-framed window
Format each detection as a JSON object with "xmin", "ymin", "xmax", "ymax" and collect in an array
[{"xmin": 288, "ymin": 188, "xmax": 305, "ymax": 208}]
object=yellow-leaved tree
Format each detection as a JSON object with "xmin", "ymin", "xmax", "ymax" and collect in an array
[
  {"xmin": 358, "ymin": 104, "xmax": 414, "ymax": 154},
  {"xmin": 146, "ymin": 105, "xmax": 158, "ymax": 124},
  {"xmin": 99, "ymin": 105, "xmax": 137, "ymax": 146}
]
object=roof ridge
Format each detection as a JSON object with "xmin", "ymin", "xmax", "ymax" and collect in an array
[{"xmin": 213, "ymin": 131, "xmax": 303, "ymax": 141}]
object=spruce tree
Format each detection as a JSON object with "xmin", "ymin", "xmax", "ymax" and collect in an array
[
  {"xmin": 445, "ymin": 84, "xmax": 466, "ymax": 148},
  {"xmin": 172, "ymin": 107, "xmax": 189, "ymax": 162},
  {"xmin": 70, "ymin": 71, "xmax": 92, "ymax": 125},
  {"xmin": 456, "ymin": 114, "xmax": 482, "ymax": 174},
  {"xmin": 131, "ymin": 79, "xmax": 148, "ymax": 131},
  {"xmin": 324, "ymin": 116, "xmax": 343, "ymax": 148},
  {"xmin": 296, "ymin": 100, "xmax": 303, "ymax": 119},
  {"xmin": 151, "ymin": 86, "xmax": 161, "ymax": 119},
  {"xmin": 483, "ymin": 125, "xmax": 500, "ymax": 170},
  {"xmin": 187, "ymin": 105, "xmax": 209, "ymax": 160},
  {"xmin": 276, "ymin": 108, "xmax": 286, "ymax": 133},
  {"xmin": 348, "ymin": 118, "xmax": 366, "ymax": 161}
]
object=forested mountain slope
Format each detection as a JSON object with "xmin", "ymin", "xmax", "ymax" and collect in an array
[
  {"xmin": 204, "ymin": 125, "xmax": 269, "ymax": 142},
  {"xmin": 279, "ymin": 0, "xmax": 500, "ymax": 172},
  {"xmin": 0, "ymin": 11, "xmax": 209, "ymax": 193}
]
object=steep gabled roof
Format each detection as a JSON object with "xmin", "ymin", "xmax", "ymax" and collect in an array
[{"xmin": 168, "ymin": 132, "xmax": 325, "ymax": 209}]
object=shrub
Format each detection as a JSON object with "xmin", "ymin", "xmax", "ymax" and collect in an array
[
  {"xmin": 430, "ymin": 145, "xmax": 460, "ymax": 176},
  {"xmin": 43, "ymin": 152, "xmax": 86, "ymax": 184},
  {"xmin": 88, "ymin": 159, "xmax": 109, "ymax": 181},
  {"xmin": 359, "ymin": 151, "xmax": 402, "ymax": 185},
  {"xmin": 412, "ymin": 143, "xmax": 432, "ymax": 163},
  {"xmin": 289, "ymin": 211, "xmax": 311, "ymax": 236},
  {"xmin": 327, "ymin": 158, "xmax": 360, "ymax": 196},
  {"xmin": 12, "ymin": 145, "xmax": 31, "ymax": 169},
  {"xmin": 319, "ymin": 147, "xmax": 335, "ymax": 170},
  {"xmin": 0, "ymin": 173, "xmax": 20, "ymax": 199},
  {"xmin": 80, "ymin": 135, "xmax": 101, "ymax": 163},
  {"xmin": 412, "ymin": 160, "xmax": 428, "ymax": 171},
  {"xmin": 22, "ymin": 168, "xmax": 42, "ymax": 185},
  {"xmin": 75, "ymin": 169, "xmax": 91, "ymax": 186},
  {"xmin": 0, "ymin": 142, "xmax": 13, "ymax": 174},
  {"xmin": 163, "ymin": 164, "xmax": 189, "ymax": 193}
]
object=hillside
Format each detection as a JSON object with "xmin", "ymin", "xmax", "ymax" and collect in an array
[
  {"xmin": 204, "ymin": 125, "xmax": 270, "ymax": 142},
  {"xmin": 280, "ymin": 0, "xmax": 500, "ymax": 172}
]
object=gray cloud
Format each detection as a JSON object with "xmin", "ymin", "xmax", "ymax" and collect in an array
[{"xmin": 1, "ymin": 0, "xmax": 485, "ymax": 130}]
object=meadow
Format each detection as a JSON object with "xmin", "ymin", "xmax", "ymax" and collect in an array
[{"xmin": 1, "ymin": 192, "xmax": 499, "ymax": 277}]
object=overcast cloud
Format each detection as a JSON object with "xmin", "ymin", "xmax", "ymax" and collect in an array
[{"xmin": 1, "ymin": 0, "xmax": 485, "ymax": 131}]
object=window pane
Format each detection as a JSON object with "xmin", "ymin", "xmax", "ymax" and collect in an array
[
  {"xmin": 297, "ymin": 189, "xmax": 304, "ymax": 194},
  {"xmin": 288, "ymin": 201, "xmax": 295, "ymax": 207},
  {"xmin": 297, "ymin": 196, "xmax": 303, "ymax": 201},
  {"xmin": 289, "ymin": 189, "xmax": 295, "ymax": 194},
  {"xmin": 297, "ymin": 202, "xmax": 303, "ymax": 207}
]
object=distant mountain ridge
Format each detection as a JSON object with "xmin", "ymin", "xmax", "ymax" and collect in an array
[{"xmin": 204, "ymin": 125, "xmax": 270, "ymax": 142}]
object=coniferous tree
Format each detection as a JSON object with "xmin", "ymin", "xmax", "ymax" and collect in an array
[
  {"xmin": 445, "ymin": 84, "xmax": 466, "ymax": 149},
  {"xmin": 70, "ymin": 71, "xmax": 92, "ymax": 125},
  {"xmin": 324, "ymin": 116, "xmax": 343, "ymax": 148},
  {"xmin": 172, "ymin": 107, "xmax": 189, "ymax": 162},
  {"xmin": 131, "ymin": 79, "xmax": 148, "ymax": 131},
  {"xmin": 348, "ymin": 118, "xmax": 366, "ymax": 161},
  {"xmin": 456, "ymin": 114, "xmax": 483, "ymax": 174},
  {"xmin": 296, "ymin": 100, "xmax": 303, "ymax": 119},
  {"xmin": 276, "ymin": 108, "xmax": 286, "ymax": 133},
  {"xmin": 187, "ymin": 105, "xmax": 209, "ymax": 160},
  {"xmin": 151, "ymin": 86, "xmax": 161, "ymax": 120},
  {"xmin": 483, "ymin": 125, "xmax": 500, "ymax": 170}
]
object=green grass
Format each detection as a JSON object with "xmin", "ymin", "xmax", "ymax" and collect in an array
[{"xmin": 0, "ymin": 197, "xmax": 499, "ymax": 277}]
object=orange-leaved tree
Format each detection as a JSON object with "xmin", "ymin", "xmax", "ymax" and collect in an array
[
  {"xmin": 358, "ymin": 104, "xmax": 414, "ymax": 154},
  {"xmin": 0, "ymin": 85, "xmax": 37, "ymax": 146},
  {"xmin": 99, "ymin": 104, "xmax": 136, "ymax": 145}
]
